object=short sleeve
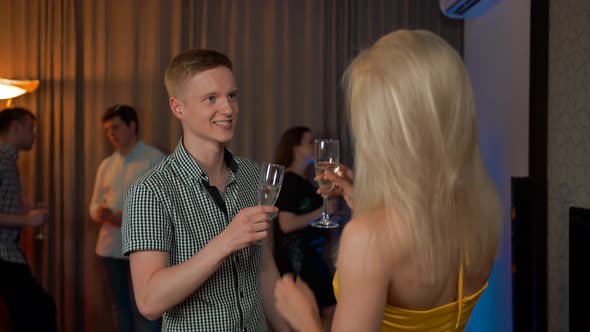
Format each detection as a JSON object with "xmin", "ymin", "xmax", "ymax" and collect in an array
[{"xmin": 122, "ymin": 183, "xmax": 173, "ymax": 255}]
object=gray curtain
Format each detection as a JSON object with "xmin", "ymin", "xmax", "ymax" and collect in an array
[{"xmin": 0, "ymin": 1, "xmax": 462, "ymax": 331}]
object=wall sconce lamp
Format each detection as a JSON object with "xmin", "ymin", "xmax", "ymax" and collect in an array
[{"xmin": 0, "ymin": 78, "xmax": 40, "ymax": 108}]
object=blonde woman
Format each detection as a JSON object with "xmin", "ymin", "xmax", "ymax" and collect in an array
[{"xmin": 274, "ymin": 29, "xmax": 501, "ymax": 332}]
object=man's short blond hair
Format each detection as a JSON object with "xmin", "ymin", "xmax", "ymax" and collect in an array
[{"xmin": 164, "ymin": 49, "xmax": 233, "ymax": 99}]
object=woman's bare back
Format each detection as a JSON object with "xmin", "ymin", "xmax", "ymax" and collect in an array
[{"xmin": 364, "ymin": 211, "xmax": 495, "ymax": 311}]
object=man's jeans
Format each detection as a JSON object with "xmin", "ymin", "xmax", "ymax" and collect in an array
[
  {"xmin": 0, "ymin": 260, "xmax": 57, "ymax": 332},
  {"xmin": 99, "ymin": 256, "xmax": 161, "ymax": 332}
]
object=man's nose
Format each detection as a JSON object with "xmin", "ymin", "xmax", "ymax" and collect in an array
[{"xmin": 219, "ymin": 100, "xmax": 235, "ymax": 115}]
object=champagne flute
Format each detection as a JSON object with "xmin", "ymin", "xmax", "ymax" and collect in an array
[
  {"xmin": 256, "ymin": 163, "xmax": 284, "ymax": 245},
  {"xmin": 34, "ymin": 201, "xmax": 48, "ymax": 240},
  {"xmin": 258, "ymin": 162, "xmax": 285, "ymax": 206},
  {"xmin": 312, "ymin": 139, "xmax": 340, "ymax": 228}
]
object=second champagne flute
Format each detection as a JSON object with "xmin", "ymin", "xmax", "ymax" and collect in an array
[
  {"xmin": 312, "ymin": 139, "xmax": 340, "ymax": 228},
  {"xmin": 34, "ymin": 201, "xmax": 48, "ymax": 240}
]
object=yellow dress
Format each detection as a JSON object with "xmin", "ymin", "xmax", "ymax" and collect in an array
[{"xmin": 332, "ymin": 261, "xmax": 486, "ymax": 331}]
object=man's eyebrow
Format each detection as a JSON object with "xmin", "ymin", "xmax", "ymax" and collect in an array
[
  {"xmin": 200, "ymin": 90, "xmax": 218, "ymax": 98},
  {"xmin": 199, "ymin": 89, "xmax": 239, "ymax": 98}
]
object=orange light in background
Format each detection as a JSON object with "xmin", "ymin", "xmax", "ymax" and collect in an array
[{"xmin": 0, "ymin": 78, "xmax": 40, "ymax": 108}]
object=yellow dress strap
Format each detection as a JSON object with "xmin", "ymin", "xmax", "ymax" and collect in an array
[
  {"xmin": 456, "ymin": 238, "xmax": 471, "ymax": 328},
  {"xmin": 456, "ymin": 256, "xmax": 464, "ymax": 328}
]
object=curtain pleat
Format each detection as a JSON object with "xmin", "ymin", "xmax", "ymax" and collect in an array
[{"xmin": 0, "ymin": 1, "xmax": 462, "ymax": 330}]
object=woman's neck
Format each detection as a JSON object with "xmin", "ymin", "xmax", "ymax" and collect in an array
[{"xmin": 286, "ymin": 157, "xmax": 308, "ymax": 177}]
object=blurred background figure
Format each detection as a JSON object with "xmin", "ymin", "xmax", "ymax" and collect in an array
[
  {"xmin": 0, "ymin": 107, "xmax": 57, "ymax": 332},
  {"xmin": 273, "ymin": 126, "xmax": 337, "ymax": 331},
  {"xmin": 89, "ymin": 105, "xmax": 164, "ymax": 332}
]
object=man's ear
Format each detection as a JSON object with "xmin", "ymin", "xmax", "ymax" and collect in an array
[{"xmin": 170, "ymin": 97, "xmax": 185, "ymax": 120}]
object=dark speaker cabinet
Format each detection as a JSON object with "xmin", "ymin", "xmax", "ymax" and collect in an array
[
  {"xmin": 511, "ymin": 177, "xmax": 546, "ymax": 331},
  {"xmin": 570, "ymin": 207, "xmax": 590, "ymax": 332}
]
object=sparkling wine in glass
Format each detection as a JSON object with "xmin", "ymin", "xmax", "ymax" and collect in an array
[
  {"xmin": 256, "ymin": 163, "xmax": 284, "ymax": 245},
  {"xmin": 258, "ymin": 162, "xmax": 284, "ymax": 206},
  {"xmin": 312, "ymin": 139, "xmax": 340, "ymax": 228}
]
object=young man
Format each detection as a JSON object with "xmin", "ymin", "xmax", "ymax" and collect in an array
[
  {"xmin": 89, "ymin": 105, "xmax": 164, "ymax": 332},
  {"xmin": 0, "ymin": 107, "xmax": 57, "ymax": 332},
  {"xmin": 122, "ymin": 49, "xmax": 288, "ymax": 331}
]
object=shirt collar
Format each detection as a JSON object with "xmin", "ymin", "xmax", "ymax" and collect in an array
[
  {"xmin": 0, "ymin": 141, "xmax": 19, "ymax": 161},
  {"xmin": 115, "ymin": 140, "xmax": 145, "ymax": 159},
  {"xmin": 173, "ymin": 138, "xmax": 239, "ymax": 182}
]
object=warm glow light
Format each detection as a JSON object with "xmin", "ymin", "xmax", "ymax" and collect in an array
[
  {"xmin": 0, "ymin": 78, "xmax": 40, "ymax": 93},
  {"xmin": 0, "ymin": 78, "xmax": 40, "ymax": 107},
  {"xmin": 0, "ymin": 84, "xmax": 27, "ymax": 99}
]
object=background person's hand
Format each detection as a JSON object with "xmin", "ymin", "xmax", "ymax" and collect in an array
[
  {"xmin": 96, "ymin": 205, "xmax": 113, "ymax": 222},
  {"xmin": 24, "ymin": 208, "xmax": 49, "ymax": 227},
  {"xmin": 218, "ymin": 205, "xmax": 278, "ymax": 254},
  {"xmin": 275, "ymin": 274, "xmax": 321, "ymax": 332}
]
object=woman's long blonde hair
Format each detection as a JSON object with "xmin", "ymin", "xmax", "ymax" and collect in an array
[{"xmin": 344, "ymin": 30, "xmax": 500, "ymax": 283}]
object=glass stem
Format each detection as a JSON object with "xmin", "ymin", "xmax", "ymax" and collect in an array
[{"xmin": 322, "ymin": 197, "xmax": 329, "ymax": 222}]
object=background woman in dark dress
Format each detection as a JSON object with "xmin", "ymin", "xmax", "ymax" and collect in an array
[{"xmin": 273, "ymin": 126, "xmax": 336, "ymax": 331}]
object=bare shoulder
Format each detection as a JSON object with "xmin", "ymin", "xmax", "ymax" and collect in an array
[
  {"xmin": 339, "ymin": 215, "xmax": 376, "ymax": 252},
  {"xmin": 331, "ymin": 213, "xmax": 393, "ymax": 332},
  {"xmin": 349, "ymin": 211, "xmax": 409, "ymax": 248},
  {"xmin": 338, "ymin": 211, "xmax": 409, "ymax": 275}
]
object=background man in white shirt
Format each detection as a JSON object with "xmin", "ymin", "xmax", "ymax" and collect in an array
[{"xmin": 89, "ymin": 104, "xmax": 164, "ymax": 332}]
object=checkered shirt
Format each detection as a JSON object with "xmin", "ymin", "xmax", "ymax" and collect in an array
[
  {"xmin": 122, "ymin": 139, "xmax": 266, "ymax": 332},
  {"xmin": 0, "ymin": 141, "xmax": 26, "ymax": 264}
]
